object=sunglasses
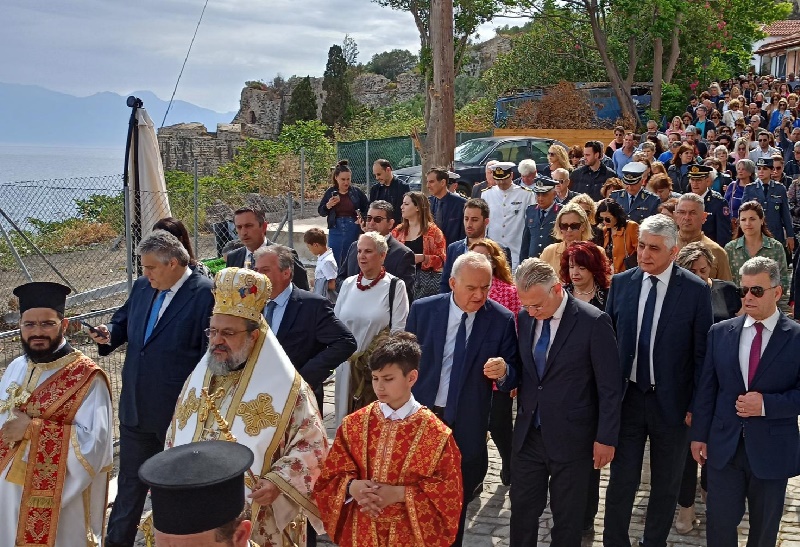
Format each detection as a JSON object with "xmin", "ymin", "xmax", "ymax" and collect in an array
[
  {"xmin": 365, "ymin": 215, "xmax": 387, "ymax": 222},
  {"xmin": 600, "ymin": 216, "xmax": 614, "ymax": 223},
  {"xmin": 559, "ymin": 222, "xmax": 583, "ymax": 231},
  {"xmin": 739, "ymin": 285, "xmax": 777, "ymax": 298}
]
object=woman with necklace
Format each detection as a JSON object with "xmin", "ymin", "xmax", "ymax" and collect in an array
[
  {"xmin": 318, "ymin": 160, "xmax": 369, "ymax": 264},
  {"xmin": 596, "ymin": 198, "xmax": 639, "ymax": 273},
  {"xmin": 539, "ymin": 202, "xmax": 598, "ymax": 272},
  {"xmin": 557, "ymin": 240, "xmax": 611, "ymax": 532},
  {"xmin": 334, "ymin": 232, "xmax": 409, "ymax": 426},
  {"xmin": 392, "ymin": 191, "xmax": 446, "ymax": 299}
]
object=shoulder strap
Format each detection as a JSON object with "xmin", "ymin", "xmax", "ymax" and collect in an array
[{"xmin": 389, "ymin": 277, "xmax": 397, "ymax": 329}]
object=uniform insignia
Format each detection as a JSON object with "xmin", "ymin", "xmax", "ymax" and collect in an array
[{"xmin": 722, "ymin": 206, "xmax": 729, "ymax": 216}]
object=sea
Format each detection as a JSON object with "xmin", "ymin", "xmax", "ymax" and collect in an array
[{"xmin": 0, "ymin": 145, "xmax": 125, "ymax": 226}]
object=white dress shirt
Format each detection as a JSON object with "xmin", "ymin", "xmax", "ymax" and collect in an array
[
  {"xmin": 532, "ymin": 290, "xmax": 569, "ymax": 359},
  {"xmin": 738, "ymin": 309, "xmax": 780, "ymax": 392},
  {"xmin": 156, "ymin": 266, "xmax": 191, "ymax": 322},
  {"xmin": 435, "ymin": 295, "xmax": 477, "ymax": 407},
  {"xmin": 379, "ymin": 394, "xmax": 422, "ymax": 421},
  {"xmin": 630, "ymin": 265, "xmax": 673, "ymax": 385}
]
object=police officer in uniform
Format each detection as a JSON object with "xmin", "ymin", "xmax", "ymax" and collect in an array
[
  {"xmin": 483, "ymin": 161, "xmax": 536, "ymax": 269},
  {"xmin": 687, "ymin": 164, "xmax": 732, "ymax": 246},
  {"xmin": 743, "ymin": 157, "xmax": 796, "ymax": 254},
  {"xmin": 609, "ymin": 161, "xmax": 660, "ymax": 224},
  {"xmin": 520, "ymin": 175, "xmax": 561, "ymax": 262}
]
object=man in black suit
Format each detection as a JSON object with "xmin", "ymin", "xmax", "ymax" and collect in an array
[
  {"xmin": 225, "ymin": 207, "xmax": 310, "ymax": 291},
  {"xmin": 337, "ymin": 200, "xmax": 415, "ymax": 301},
  {"xmin": 370, "ymin": 159, "xmax": 410, "ymax": 225},
  {"xmin": 254, "ymin": 244, "xmax": 356, "ymax": 412},
  {"xmin": 603, "ymin": 215, "xmax": 713, "ymax": 547},
  {"xmin": 427, "ymin": 166, "xmax": 467, "ymax": 245},
  {"xmin": 510, "ymin": 258, "xmax": 622, "ymax": 546},
  {"xmin": 90, "ymin": 230, "xmax": 215, "ymax": 547},
  {"xmin": 692, "ymin": 256, "xmax": 800, "ymax": 547}
]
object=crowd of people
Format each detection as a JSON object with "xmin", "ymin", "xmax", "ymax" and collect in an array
[{"xmin": 3, "ymin": 75, "xmax": 800, "ymax": 547}]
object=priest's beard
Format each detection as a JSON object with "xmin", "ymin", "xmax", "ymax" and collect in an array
[
  {"xmin": 22, "ymin": 328, "xmax": 65, "ymax": 362},
  {"xmin": 206, "ymin": 336, "xmax": 256, "ymax": 376}
]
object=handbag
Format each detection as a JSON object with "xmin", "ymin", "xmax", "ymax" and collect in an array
[
  {"xmin": 348, "ymin": 277, "xmax": 397, "ymax": 414},
  {"xmin": 414, "ymin": 269, "xmax": 442, "ymax": 299}
]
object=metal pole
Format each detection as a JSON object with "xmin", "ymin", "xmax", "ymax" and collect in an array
[
  {"xmin": 193, "ymin": 159, "xmax": 199, "ymax": 258},
  {"xmin": 300, "ymin": 148, "xmax": 306, "ymax": 219},
  {"xmin": 411, "ymin": 138, "xmax": 416, "ymax": 165},
  {"xmin": 286, "ymin": 192, "xmax": 294, "ymax": 249},
  {"xmin": 123, "ymin": 186, "xmax": 134, "ymax": 292},
  {"xmin": 0, "ymin": 220, "xmax": 32, "ymax": 282},
  {"xmin": 364, "ymin": 139, "xmax": 370, "ymax": 188}
]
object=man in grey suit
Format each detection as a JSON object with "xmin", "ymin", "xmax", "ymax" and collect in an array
[{"xmin": 337, "ymin": 200, "xmax": 415, "ymax": 301}]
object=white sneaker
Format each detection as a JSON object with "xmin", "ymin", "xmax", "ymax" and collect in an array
[{"xmin": 675, "ymin": 506, "xmax": 695, "ymax": 534}]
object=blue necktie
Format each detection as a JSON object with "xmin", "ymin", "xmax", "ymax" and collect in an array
[
  {"xmin": 636, "ymin": 276, "xmax": 659, "ymax": 392},
  {"xmin": 444, "ymin": 312, "xmax": 468, "ymax": 425},
  {"xmin": 539, "ymin": 209, "xmax": 546, "ymax": 224},
  {"xmin": 144, "ymin": 290, "xmax": 169, "ymax": 343},
  {"xmin": 533, "ymin": 318, "xmax": 551, "ymax": 428},
  {"xmin": 265, "ymin": 300, "xmax": 277, "ymax": 327},
  {"xmin": 433, "ymin": 198, "xmax": 443, "ymax": 226}
]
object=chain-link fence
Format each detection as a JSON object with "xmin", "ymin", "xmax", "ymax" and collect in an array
[{"xmin": 337, "ymin": 132, "xmax": 493, "ymax": 187}]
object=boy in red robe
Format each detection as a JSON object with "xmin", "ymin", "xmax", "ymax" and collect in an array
[{"xmin": 314, "ymin": 332, "xmax": 463, "ymax": 546}]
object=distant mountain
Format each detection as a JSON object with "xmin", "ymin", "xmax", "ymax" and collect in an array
[{"xmin": 0, "ymin": 83, "xmax": 238, "ymax": 147}]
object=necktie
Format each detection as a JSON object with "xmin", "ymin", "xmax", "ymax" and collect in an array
[
  {"xmin": 433, "ymin": 198, "xmax": 443, "ymax": 226},
  {"xmin": 245, "ymin": 252, "xmax": 254, "ymax": 270},
  {"xmin": 533, "ymin": 318, "xmax": 551, "ymax": 428},
  {"xmin": 636, "ymin": 276, "xmax": 659, "ymax": 392},
  {"xmin": 144, "ymin": 290, "xmax": 169, "ymax": 343},
  {"xmin": 629, "ymin": 193, "xmax": 634, "ymax": 211},
  {"xmin": 444, "ymin": 313, "xmax": 468, "ymax": 425},
  {"xmin": 539, "ymin": 209, "xmax": 546, "ymax": 224},
  {"xmin": 747, "ymin": 322, "xmax": 765, "ymax": 387},
  {"xmin": 265, "ymin": 300, "xmax": 277, "ymax": 327}
]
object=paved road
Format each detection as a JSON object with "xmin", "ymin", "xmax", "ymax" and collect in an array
[{"xmin": 126, "ymin": 380, "xmax": 800, "ymax": 546}]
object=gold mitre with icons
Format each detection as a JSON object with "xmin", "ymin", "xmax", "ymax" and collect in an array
[{"xmin": 212, "ymin": 267, "xmax": 272, "ymax": 322}]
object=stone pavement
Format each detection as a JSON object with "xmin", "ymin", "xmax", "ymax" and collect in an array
[{"xmin": 125, "ymin": 380, "xmax": 800, "ymax": 546}]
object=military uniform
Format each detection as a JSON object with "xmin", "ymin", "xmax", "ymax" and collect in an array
[
  {"xmin": 742, "ymin": 158, "xmax": 795, "ymax": 245},
  {"xmin": 483, "ymin": 162, "xmax": 536, "ymax": 269},
  {"xmin": 520, "ymin": 202, "xmax": 561, "ymax": 262},
  {"xmin": 701, "ymin": 189, "xmax": 732, "ymax": 246},
  {"xmin": 609, "ymin": 189, "xmax": 660, "ymax": 224}
]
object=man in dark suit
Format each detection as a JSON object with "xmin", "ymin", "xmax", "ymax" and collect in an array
[
  {"xmin": 225, "ymin": 207, "xmax": 310, "ymax": 290},
  {"xmin": 90, "ymin": 230, "xmax": 215, "ymax": 547},
  {"xmin": 603, "ymin": 214, "xmax": 713, "ymax": 547},
  {"xmin": 254, "ymin": 244, "xmax": 356, "ymax": 412},
  {"xmin": 520, "ymin": 175, "xmax": 561, "ymax": 262},
  {"xmin": 692, "ymin": 256, "xmax": 800, "ymax": 547},
  {"xmin": 428, "ymin": 166, "xmax": 467, "ymax": 245},
  {"xmin": 337, "ymin": 200, "xmax": 415, "ymax": 301},
  {"xmin": 370, "ymin": 158, "xmax": 410, "ymax": 225},
  {"xmin": 510, "ymin": 258, "xmax": 622, "ymax": 545},
  {"xmin": 406, "ymin": 252, "xmax": 519, "ymax": 547},
  {"xmin": 609, "ymin": 161, "xmax": 660, "ymax": 225}
]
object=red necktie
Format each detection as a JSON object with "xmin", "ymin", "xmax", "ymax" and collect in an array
[{"xmin": 747, "ymin": 322, "xmax": 764, "ymax": 387}]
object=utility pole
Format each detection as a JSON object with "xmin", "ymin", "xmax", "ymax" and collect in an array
[{"xmin": 424, "ymin": 0, "xmax": 456, "ymax": 185}]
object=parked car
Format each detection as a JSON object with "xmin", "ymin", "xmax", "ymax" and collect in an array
[{"xmin": 393, "ymin": 136, "xmax": 568, "ymax": 195}]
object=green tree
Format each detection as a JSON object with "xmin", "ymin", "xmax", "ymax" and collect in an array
[
  {"xmin": 284, "ymin": 76, "xmax": 318, "ymax": 125},
  {"xmin": 321, "ymin": 45, "xmax": 354, "ymax": 129},
  {"xmin": 365, "ymin": 49, "xmax": 419, "ymax": 80}
]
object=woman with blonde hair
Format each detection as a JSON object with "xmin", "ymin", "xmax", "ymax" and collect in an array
[
  {"xmin": 392, "ymin": 191, "xmax": 446, "ymax": 298},
  {"xmin": 732, "ymin": 136, "xmax": 750, "ymax": 162},
  {"xmin": 539, "ymin": 202, "xmax": 597, "ymax": 271},
  {"xmin": 541, "ymin": 145, "xmax": 573, "ymax": 176},
  {"xmin": 722, "ymin": 99, "xmax": 744, "ymax": 128},
  {"xmin": 669, "ymin": 116, "xmax": 686, "ymax": 137},
  {"xmin": 570, "ymin": 192, "xmax": 604, "ymax": 244}
]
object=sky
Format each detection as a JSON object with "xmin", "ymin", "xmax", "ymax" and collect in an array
[{"xmin": 1, "ymin": 0, "xmax": 518, "ymax": 113}]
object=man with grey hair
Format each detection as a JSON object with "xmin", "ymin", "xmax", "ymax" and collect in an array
[
  {"xmin": 603, "ymin": 215, "xmax": 713, "ymax": 547},
  {"xmin": 407, "ymin": 250, "xmax": 519, "ymax": 546},
  {"xmin": 675, "ymin": 192, "xmax": 733, "ymax": 280},
  {"xmin": 471, "ymin": 160, "xmax": 501, "ymax": 197},
  {"xmin": 509, "ymin": 258, "xmax": 621, "ymax": 544},
  {"xmin": 91, "ymin": 229, "xmax": 215, "ymax": 547},
  {"xmin": 514, "ymin": 159, "xmax": 538, "ymax": 190},
  {"xmin": 691, "ymin": 256, "xmax": 800, "ymax": 547}
]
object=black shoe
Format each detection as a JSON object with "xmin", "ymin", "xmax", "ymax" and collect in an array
[
  {"xmin": 582, "ymin": 522, "xmax": 594, "ymax": 535},
  {"xmin": 500, "ymin": 464, "xmax": 511, "ymax": 486},
  {"xmin": 470, "ymin": 482, "xmax": 484, "ymax": 502}
]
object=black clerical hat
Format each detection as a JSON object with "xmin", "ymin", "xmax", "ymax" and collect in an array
[
  {"xmin": 139, "ymin": 441, "xmax": 254, "ymax": 535},
  {"xmin": 13, "ymin": 282, "xmax": 71, "ymax": 314}
]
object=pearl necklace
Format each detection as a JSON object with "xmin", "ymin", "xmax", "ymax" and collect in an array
[{"xmin": 573, "ymin": 284, "xmax": 596, "ymax": 296}]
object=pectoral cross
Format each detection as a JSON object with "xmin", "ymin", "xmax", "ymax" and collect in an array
[{"xmin": 0, "ymin": 383, "xmax": 31, "ymax": 420}]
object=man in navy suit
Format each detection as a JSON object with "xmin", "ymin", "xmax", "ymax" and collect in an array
[
  {"xmin": 337, "ymin": 200, "xmax": 415, "ymax": 302},
  {"xmin": 692, "ymin": 256, "xmax": 800, "ymax": 547},
  {"xmin": 254, "ymin": 244, "xmax": 356, "ymax": 412},
  {"xmin": 428, "ymin": 166, "xmax": 467, "ymax": 245},
  {"xmin": 90, "ymin": 230, "xmax": 215, "ymax": 547},
  {"xmin": 406, "ymin": 252, "xmax": 519, "ymax": 547},
  {"xmin": 603, "ymin": 215, "xmax": 713, "ymax": 547},
  {"xmin": 225, "ymin": 207, "xmax": 310, "ymax": 290},
  {"xmin": 510, "ymin": 258, "xmax": 622, "ymax": 545}
]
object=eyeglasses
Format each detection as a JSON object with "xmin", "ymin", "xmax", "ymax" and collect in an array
[
  {"xmin": 365, "ymin": 215, "xmax": 387, "ymax": 223},
  {"xmin": 739, "ymin": 285, "xmax": 777, "ymax": 298},
  {"xmin": 520, "ymin": 285, "xmax": 555, "ymax": 312},
  {"xmin": 559, "ymin": 222, "xmax": 583, "ymax": 231},
  {"xmin": 600, "ymin": 216, "xmax": 614, "ymax": 223},
  {"xmin": 20, "ymin": 320, "xmax": 60, "ymax": 330},
  {"xmin": 204, "ymin": 328, "xmax": 249, "ymax": 339}
]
